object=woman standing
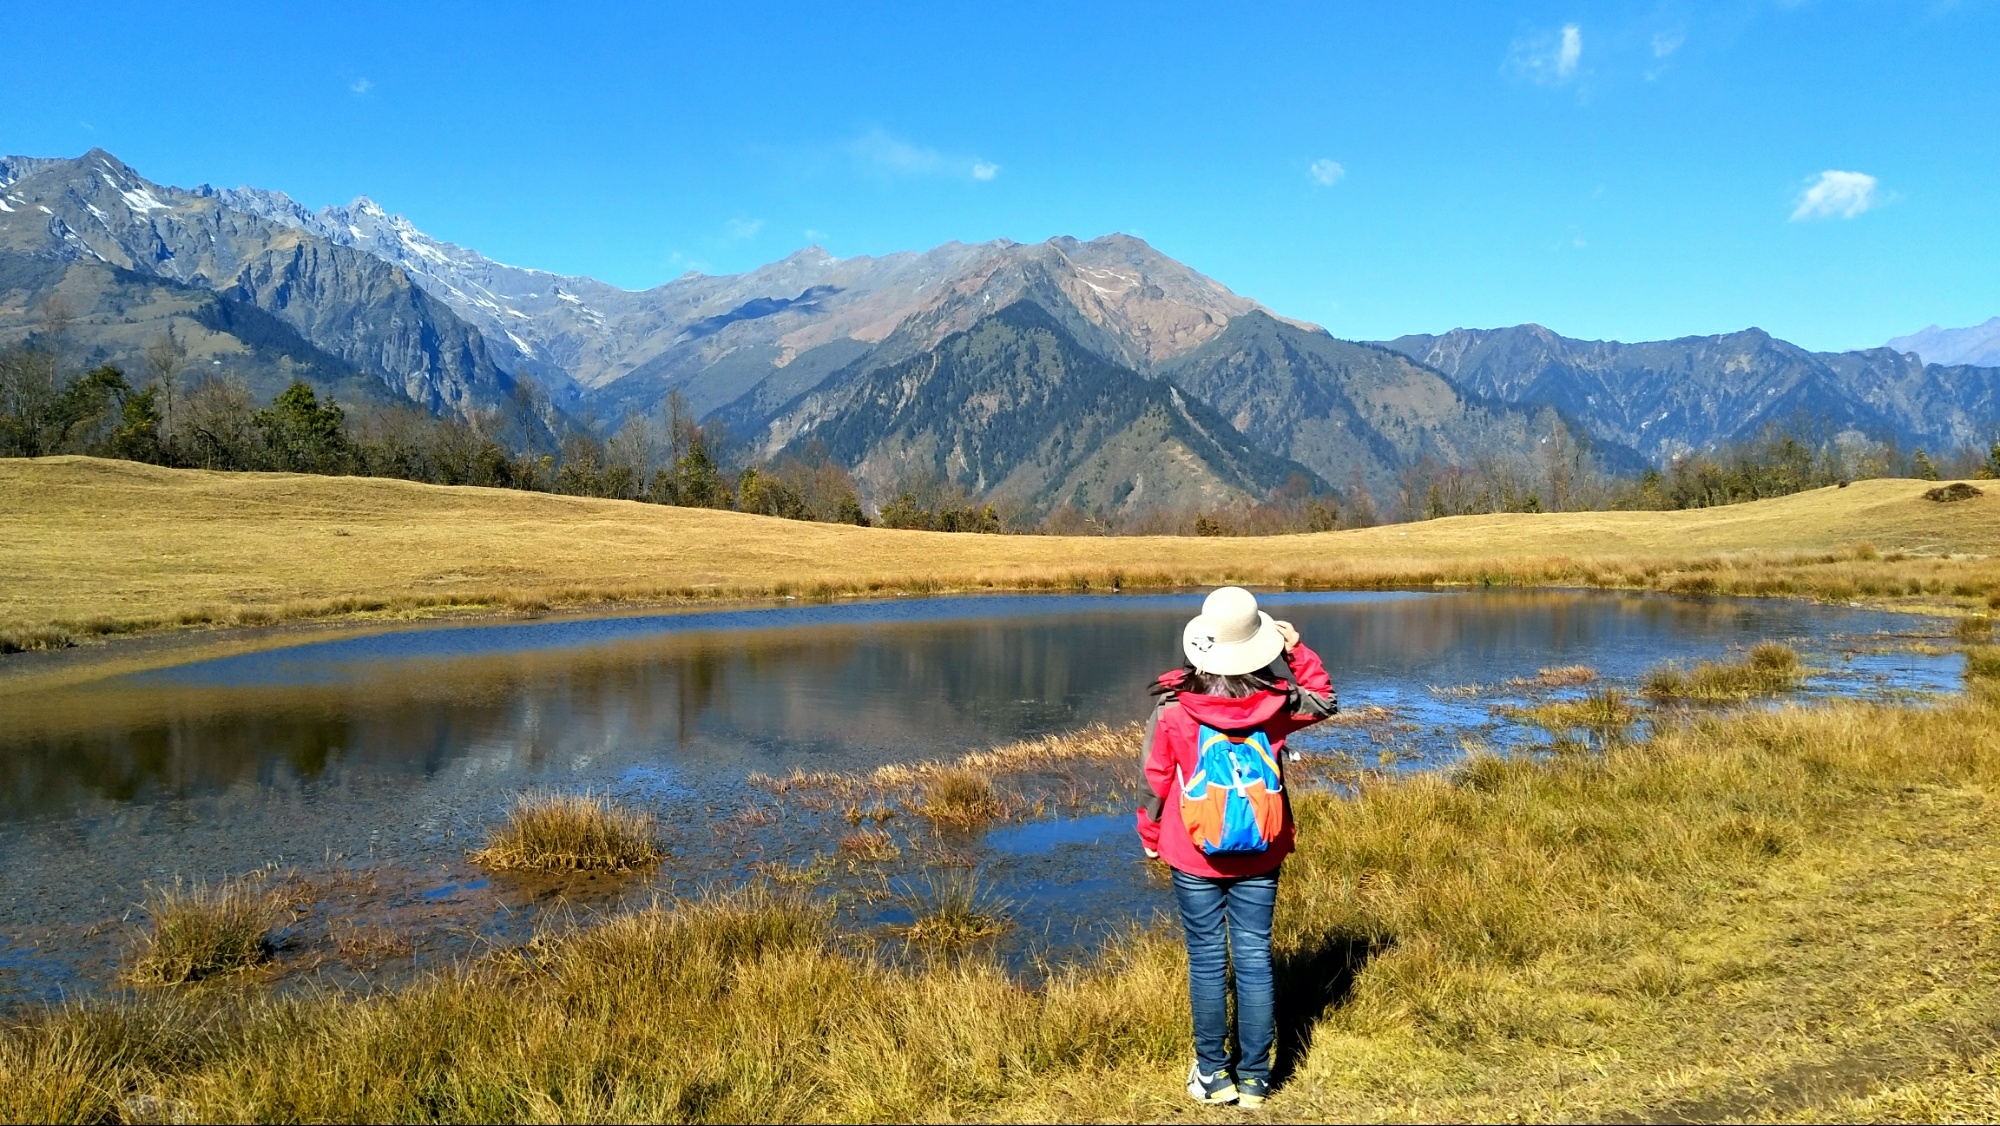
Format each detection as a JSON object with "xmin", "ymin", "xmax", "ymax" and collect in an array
[{"xmin": 1137, "ymin": 587, "xmax": 1337, "ymax": 1108}]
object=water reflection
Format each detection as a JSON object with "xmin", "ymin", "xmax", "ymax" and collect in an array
[
  {"xmin": 0, "ymin": 591, "xmax": 1953, "ymax": 826},
  {"xmin": 0, "ymin": 589, "xmax": 1963, "ymax": 1004}
]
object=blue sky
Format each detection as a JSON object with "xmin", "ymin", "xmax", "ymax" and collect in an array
[{"xmin": 7, "ymin": 1, "xmax": 1996, "ymax": 350}]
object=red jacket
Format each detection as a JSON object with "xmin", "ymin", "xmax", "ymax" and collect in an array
[{"xmin": 1136, "ymin": 643, "xmax": 1336, "ymax": 879}]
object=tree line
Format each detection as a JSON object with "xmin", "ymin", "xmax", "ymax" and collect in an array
[
  {"xmin": 0, "ymin": 331, "xmax": 871, "ymax": 526},
  {"xmin": 5, "ymin": 328, "xmax": 1996, "ymax": 536}
]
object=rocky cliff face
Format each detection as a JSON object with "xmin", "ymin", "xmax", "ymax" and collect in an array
[
  {"xmin": 1168, "ymin": 314, "xmax": 1612, "ymax": 497},
  {"xmin": 1380, "ymin": 325, "xmax": 2000, "ymax": 459},
  {"xmin": 0, "ymin": 253, "xmax": 391, "ymax": 411},
  {"xmin": 762, "ymin": 301, "xmax": 1322, "ymax": 517},
  {"xmin": 217, "ymin": 185, "xmax": 1304, "ymax": 428},
  {"xmin": 0, "ymin": 151, "xmax": 532, "ymax": 427}
]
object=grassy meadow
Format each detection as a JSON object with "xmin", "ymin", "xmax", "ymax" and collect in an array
[
  {"xmin": 6, "ymin": 672, "xmax": 2000, "ymax": 1121},
  {"xmin": 2, "ymin": 456, "xmax": 1998, "ymax": 667},
  {"xmin": 6, "ymin": 455, "xmax": 2000, "ymax": 1120}
]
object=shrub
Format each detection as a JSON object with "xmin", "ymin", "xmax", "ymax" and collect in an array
[{"xmin": 471, "ymin": 792, "xmax": 662, "ymax": 872}]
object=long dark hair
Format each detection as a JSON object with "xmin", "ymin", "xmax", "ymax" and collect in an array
[{"xmin": 1176, "ymin": 665, "xmax": 1282, "ymax": 699}]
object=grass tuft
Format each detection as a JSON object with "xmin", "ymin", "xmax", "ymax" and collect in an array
[
  {"xmin": 838, "ymin": 828, "xmax": 902, "ymax": 862},
  {"xmin": 916, "ymin": 769, "xmax": 1007, "ymax": 830},
  {"xmin": 1503, "ymin": 687, "xmax": 1640, "ymax": 748},
  {"xmin": 127, "ymin": 877, "xmax": 281, "ymax": 985},
  {"xmin": 1965, "ymin": 645, "xmax": 2000, "ymax": 682},
  {"xmin": 901, "ymin": 868, "xmax": 1011, "ymax": 945},
  {"xmin": 1507, "ymin": 664, "xmax": 1599, "ymax": 689},
  {"xmin": 471, "ymin": 791, "xmax": 662, "ymax": 872},
  {"xmin": 0, "ymin": 626, "xmax": 76, "ymax": 654},
  {"xmin": 1643, "ymin": 641, "xmax": 1803, "ymax": 700}
]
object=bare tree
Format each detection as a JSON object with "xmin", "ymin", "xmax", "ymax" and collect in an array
[{"xmin": 142, "ymin": 330, "xmax": 189, "ymax": 458}]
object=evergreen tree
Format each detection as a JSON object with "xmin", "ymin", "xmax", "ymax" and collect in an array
[{"xmin": 256, "ymin": 381, "xmax": 350, "ymax": 473}]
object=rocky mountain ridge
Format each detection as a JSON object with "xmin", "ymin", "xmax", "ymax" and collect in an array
[
  {"xmin": 8, "ymin": 148, "xmax": 1994, "ymax": 518},
  {"xmin": 1888, "ymin": 317, "xmax": 2000, "ymax": 370},
  {"xmin": 0, "ymin": 150, "xmax": 540, "ymax": 436},
  {"xmin": 1380, "ymin": 324, "xmax": 2000, "ymax": 461}
]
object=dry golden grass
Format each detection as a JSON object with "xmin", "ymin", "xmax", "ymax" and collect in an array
[
  {"xmin": 915, "ymin": 769, "xmax": 1008, "ymax": 831},
  {"xmin": 469, "ymin": 792, "xmax": 662, "ymax": 873},
  {"xmin": 126, "ymin": 876, "xmax": 281, "ymax": 986},
  {"xmin": 1502, "ymin": 687, "xmax": 1642, "ymax": 749},
  {"xmin": 1644, "ymin": 640, "xmax": 1805, "ymax": 701},
  {"xmin": 900, "ymin": 869, "xmax": 1011, "ymax": 946},
  {"xmin": 1506, "ymin": 664, "xmax": 1600, "ymax": 689},
  {"xmin": 837, "ymin": 828, "xmax": 902, "ymax": 863},
  {"xmin": 751, "ymin": 722, "xmax": 1139, "ymax": 798},
  {"xmin": 4, "ymin": 458, "xmax": 1999, "ymax": 673},
  {"xmin": 8, "ymin": 681, "xmax": 2000, "ymax": 1121}
]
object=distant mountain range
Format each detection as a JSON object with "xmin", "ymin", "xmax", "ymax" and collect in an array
[
  {"xmin": 1887, "ymin": 318, "xmax": 2000, "ymax": 370},
  {"xmin": 1380, "ymin": 325, "xmax": 2000, "ymax": 462},
  {"xmin": 4, "ymin": 148, "xmax": 1996, "ymax": 516}
]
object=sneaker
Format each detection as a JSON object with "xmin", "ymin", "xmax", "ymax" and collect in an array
[
  {"xmin": 1237, "ymin": 1075, "xmax": 1270, "ymax": 1108},
  {"xmin": 1186, "ymin": 1061, "xmax": 1238, "ymax": 1105}
]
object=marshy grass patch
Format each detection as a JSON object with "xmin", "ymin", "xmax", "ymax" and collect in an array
[
  {"xmin": 9, "ymin": 693, "xmax": 2000, "ymax": 1120},
  {"xmin": 1956, "ymin": 614, "xmax": 1993, "ymax": 642},
  {"xmin": 900, "ymin": 868, "xmax": 1011, "ymax": 945},
  {"xmin": 838, "ymin": 828, "xmax": 902, "ymax": 863},
  {"xmin": 1643, "ymin": 640, "xmax": 1804, "ymax": 701},
  {"xmin": 1502, "ymin": 687, "xmax": 1641, "ymax": 749},
  {"xmin": 1965, "ymin": 645, "xmax": 2000, "ymax": 682},
  {"xmin": 916, "ymin": 768, "xmax": 1007, "ymax": 830},
  {"xmin": 0, "ymin": 626, "xmax": 77, "ymax": 654},
  {"xmin": 470, "ymin": 791, "xmax": 662, "ymax": 872},
  {"xmin": 126, "ymin": 876, "xmax": 282, "ymax": 985},
  {"xmin": 1508, "ymin": 664, "xmax": 1599, "ymax": 689},
  {"xmin": 752, "ymin": 853, "xmax": 838, "ymax": 888}
]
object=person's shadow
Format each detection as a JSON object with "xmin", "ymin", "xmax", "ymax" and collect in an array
[{"xmin": 1272, "ymin": 931, "xmax": 1380, "ymax": 1086}]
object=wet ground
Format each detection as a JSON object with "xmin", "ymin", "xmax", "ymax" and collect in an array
[{"xmin": 0, "ymin": 590, "xmax": 1965, "ymax": 1005}]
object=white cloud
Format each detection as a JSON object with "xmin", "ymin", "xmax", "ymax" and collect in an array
[
  {"xmin": 1644, "ymin": 29, "xmax": 1686, "ymax": 80},
  {"xmin": 350, "ymin": 78, "xmax": 373, "ymax": 95},
  {"xmin": 1790, "ymin": 170, "xmax": 1880, "ymax": 221},
  {"xmin": 724, "ymin": 218, "xmax": 765, "ymax": 240},
  {"xmin": 847, "ymin": 128, "xmax": 997, "ymax": 182},
  {"xmin": 1308, "ymin": 159, "xmax": 1346, "ymax": 187},
  {"xmin": 1506, "ymin": 23, "xmax": 1584, "ymax": 86}
]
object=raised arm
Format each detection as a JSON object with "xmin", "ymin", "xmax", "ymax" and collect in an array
[{"xmin": 1282, "ymin": 641, "xmax": 1337, "ymax": 720}]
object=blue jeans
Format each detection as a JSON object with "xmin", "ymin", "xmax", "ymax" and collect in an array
[{"xmin": 1172, "ymin": 867, "xmax": 1279, "ymax": 1083}]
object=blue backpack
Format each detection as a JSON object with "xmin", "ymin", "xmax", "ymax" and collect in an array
[{"xmin": 1177, "ymin": 724, "xmax": 1285, "ymax": 855}]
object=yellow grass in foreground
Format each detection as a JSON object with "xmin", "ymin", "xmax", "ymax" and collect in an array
[
  {"xmin": 6, "ymin": 682, "xmax": 2000, "ymax": 1122},
  {"xmin": 469, "ymin": 792, "xmax": 663, "ymax": 873},
  {"xmin": 3, "ymin": 458, "xmax": 1998, "ymax": 655}
]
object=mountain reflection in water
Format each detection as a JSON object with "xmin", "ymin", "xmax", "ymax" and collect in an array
[
  {"xmin": 0, "ymin": 589, "xmax": 1962, "ymax": 1004},
  {"xmin": 0, "ymin": 591, "xmax": 1955, "ymax": 823}
]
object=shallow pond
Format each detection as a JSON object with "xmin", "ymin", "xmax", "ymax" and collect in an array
[{"xmin": 0, "ymin": 590, "xmax": 1962, "ymax": 1003}]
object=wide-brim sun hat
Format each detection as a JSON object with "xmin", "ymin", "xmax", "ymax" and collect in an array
[{"xmin": 1181, "ymin": 586, "xmax": 1284, "ymax": 676}]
